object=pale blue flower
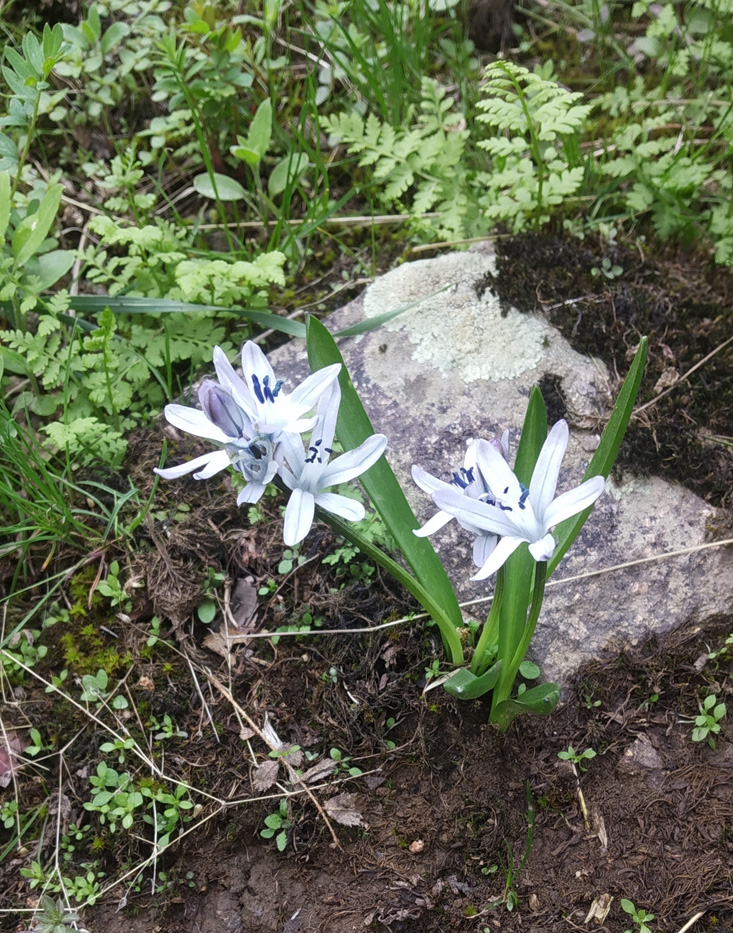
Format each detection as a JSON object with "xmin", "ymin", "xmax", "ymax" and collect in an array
[
  {"xmin": 279, "ymin": 382, "xmax": 387, "ymax": 546},
  {"xmin": 155, "ymin": 344, "xmax": 341, "ymax": 506},
  {"xmin": 155, "ymin": 380, "xmax": 279, "ymax": 504},
  {"xmin": 412, "ymin": 430, "xmax": 509, "ymax": 568},
  {"xmin": 432, "ymin": 420, "xmax": 605, "ymax": 579},
  {"xmin": 213, "ymin": 342, "xmax": 341, "ymax": 436}
]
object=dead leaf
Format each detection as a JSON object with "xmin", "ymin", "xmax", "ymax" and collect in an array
[
  {"xmin": 0, "ymin": 730, "xmax": 24, "ymax": 788},
  {"xmin": 227, "ymin": 577, "xmax": 258, "ymax": 629},
  {"xmin": 301, "ymin": 758, "xmax": 338, "ymax": 784},
  {"xmin": 584, "ymin": 893, "xmax": 613, "ymax": 924},
  {"xmin": 252, "ymin": 759, "xmax": 280, "ymax": 792},
  {"xmin": 362, "ymin": 773, "xmax": 385, "ymax": 790},
  {"xmin": 324, "ymin": 793, "xmax": 364, "ymax": 827},
  {"xmin": 281, "ymin": 745, "xmax": 303, "ymax": 768},
  {"xmin": 202, "ymin": 630, "xmax": 233, "ymax": 659}
]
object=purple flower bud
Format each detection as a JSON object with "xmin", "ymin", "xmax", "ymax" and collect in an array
[{"xmin": 200, "ymin": 382, "xmax": 247, "ymax": 438}]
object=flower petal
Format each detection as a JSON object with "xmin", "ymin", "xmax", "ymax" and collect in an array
[
  {"xmin": 213, "ymin": 346, "xmax": 256, "ymax": 417},
  {"xmin": 413, "ymin": 510, "xmax": 453, "ymax": 537},
  {"xmin": 280, "ymin": 431, "xmax": 307, "ymax": 475},
  {"xmin": 472, "ymin": 532, "xmax": 498, "ymax": 569},
  {"xmin": 192, "ymin": 449, "xmax": 232, "ymax": 479},
  {"xmin": 529, "ymin": 420, "xmax": 568, "ymax": 518},
  {"xmin": 320, "ymin": 434, "xmax": 387, "ymax": 487},
  {"xmin": 474, "ymin": 438, "xmax": 522, "ymax": 502},
  {"xmin": 154, "ymin": 451, "xmax": 221, "ymax": 480},
  {"xmin": 432, "ymin": 487, "xmax": 523, "ymax": 538},
  {"xmin": 529, "ymin": 532, "xmax": 556, "ymax": 562},
  {"xmin": 236, "ymin": 482, "xmax": 266, "ymax": 505},
  {"xmin": 283, "ymin": 487, "xmax": 315, "ymax": 546},
  {"xmin": 471, "ymin": 535, "xmax": 524, "ymax": 579},
  {"xmin": 314, "ymin": 492, "xmax": 365, "ymax": 522},
  {"xmin": 542, "ymin": 475, "xmax": 605, "ymax": 529},
  {"xmin": 287, "ymin": 363, "xmax": 341, "ymax": 419},
  {"xmin": 241, "ymin": 340, "xmax": 276, "ymax": 387},
  {"xmin": 163, "ymin": 404, "xmax": 229, "ymax": 443},
  {"xmin": 411, "ymin": 465, "xmax": 451, "ymax": 496}
]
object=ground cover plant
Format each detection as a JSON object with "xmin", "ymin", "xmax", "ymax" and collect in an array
[{"xmin": 1, "ymin": 0, "xmax": 732, "ymax": 930}]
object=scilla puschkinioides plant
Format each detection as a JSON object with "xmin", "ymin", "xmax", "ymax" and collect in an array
[{"xmin": 155, "ymin": 322, "xmax": 647, "ymax": 729}]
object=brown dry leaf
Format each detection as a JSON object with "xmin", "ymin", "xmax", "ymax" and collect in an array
[
  {"xmin": 202, "ymin": 630, "xmax": 233, "ymax": 659},
  {"xmin": 301, "ymin": 758, "xmax": 338, "ymax": 784},
  {"xmin": 323, "ymin": 793, "xmax": 364, "ymax": 827},
  {"xmin": 252, "ymin": 759, "xmax": 280, "ymax": 792},
  {"xmin": 0, "ymin": 730, "xmax": 24, "ymax": 789},
  {"xmin": 228, "ymin": 577, "xmax": 258, "ymax": 629},
  {"xmin": 584, "ymin": 893, "xmax": 613, "ymax": 924},
  {"xmin": 281, "ymin": 745, "xmax": 303, "ymax": 768}
]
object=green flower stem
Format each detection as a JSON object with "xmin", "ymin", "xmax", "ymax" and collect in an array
[
  {"xmin": 470, "ymin": 565, "xmax": 505, "ymax": 677},
  {"xmin": 489, "ymin": 559, "xmax": 547, "ymax": 723}
]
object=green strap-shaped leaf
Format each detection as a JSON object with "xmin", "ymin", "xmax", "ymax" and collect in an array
[
  {"xmin": 491, "ymin": 682, "xmax": 561, "ymax": 732},
  {"xmin": 443, "ymin": 660, "xmax": 503, "ymax": 700},
  {"xmin": 548, "ymin": 336, "xmax": 648, "ymax": 575},
  {"xmin": 67, "ymin": 297, "xmax": 307, "ymax": 337},
  {"xmin": 315, "ymin": 506, "xmax": 465, "ymax": 663},
  {"xmin": 306, "ymin": 315, "xmax": 464, "ymax": 664}
]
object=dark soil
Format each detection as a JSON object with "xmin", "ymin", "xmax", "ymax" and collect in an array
[
  {"xmin": 2, "ymin": 232, "xmax": 733, "ymax": 933},
  {"xmin": 484, "ymin": 233, "xmax": 733, "ymax": 509}
]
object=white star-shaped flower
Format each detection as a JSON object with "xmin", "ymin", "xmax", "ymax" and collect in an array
[
  {"xmin": 278, "ymin": 382, "xmax": 387, "ymax": 546},
  {"xmin": 155, "ymin": 380, "xmax": 279, "ymax": 504},
  {"xmin": 412, "ymin": 431, "xmax": 510, "ymax": 568},
  {"xmin": 213, "ymin": 342, "xmax": 341, "ymax": 436},
  {"xmin": 432, "ymin": 420, "xmax": 605, "ymax": 578}
]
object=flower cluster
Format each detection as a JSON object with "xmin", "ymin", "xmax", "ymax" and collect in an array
[
  {"xmin": 413, "ymin": 420, "xmax": 605, "ymax": 578},
  {"xmin": 155, "ymin": 342, "xmax": 387, "ymax": 546}
]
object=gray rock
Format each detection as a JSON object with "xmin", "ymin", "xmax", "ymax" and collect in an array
[{"xmin": 269, "ymin": 246, "xmax": 733, "ymax": 683}]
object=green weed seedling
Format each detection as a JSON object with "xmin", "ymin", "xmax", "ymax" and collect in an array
[
  {"xmin": 99, "ymin": 736, "xmax": 136, "ymax": 764},
  {"xmin": 558, "ymin": 746, "xmax": 597, "ymax": 772},
  {"xmin": 140, "ymin": 781, "xmax": 194, "ymax": 848},
  {"xmin": 96, "ymin": 560, "xmax": 131, "ymax": 609},
  {"xmin": 260, "ymin": 799, "xmax": 291, "ymax": 852},
  {"xmin": 495, "ymin": 783, "xmax": 535, "ymax": 911},
  {"xmin": 591, "ymin": 257, "xmax": 623, "ymax": 280},
  {"xmin": 707, "ymin": 633, "xmax": 733, "ymax": 670},
  {"xmin": 197, "ymin": 567, "xmax": 226, "ymax": 624},
  {"xmin": 84, "ymin": 762, "xmax": 143, "ymax": 831},
  {"xmin": 151, "ymin": 713, "xmax": 188, "ymax": 742},
  {"xmin": 621, "ymin": 898, "xmax": 655, "ymax": 933},
  {"xmin": 26, "ymin": 894, "xmax": 80, "ymax": 933},
  {"xmin": 278, "ymin": 547, "xmax": 305, "ymax": 575},
  {"xmin": 685, "ymin": 694, "xmax": 727, "ymax": 748},
  {"xmin": 24, "ymin": 727, "xmax": 55, "ymax": 758},
  {"xmin": 20, "ymin": 859, "xmax": 104, "ymax": 906},
  {"xmin": 79, "ymin": 669, "xmax": 128, "ymax": 711},
  {"xmin": 329, "ymin": 747, "xmax": 363, "ymax": 777}
]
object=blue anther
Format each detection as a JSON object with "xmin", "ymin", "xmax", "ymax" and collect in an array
[
  {"xmin": 262, "ymin": 375, "xmax": 275, "ymax": 403},
  {"xmin": 251, "ymin": 374, "xmax": 265, "ymax": 405}
]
